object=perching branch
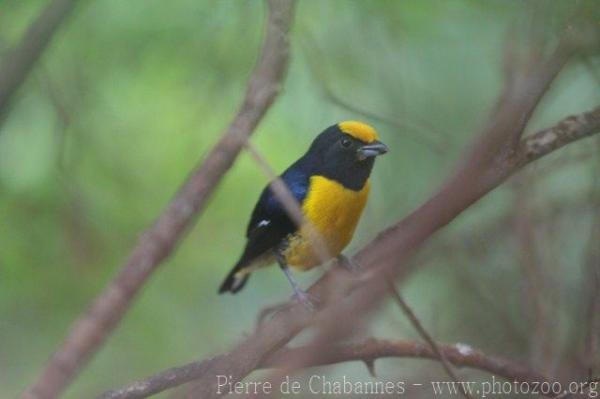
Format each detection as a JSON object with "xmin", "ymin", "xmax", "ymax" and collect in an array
[
  {"xmin": 0, "ymin": 0, "xmax": 79, "ymax": 124},
  {"xmin": 21, "ymin": 1, "xmax": 295, "ymax": 398},
  {"xmin": 98, "ymin": 337, "xmax": 549, "ymax": 399}
]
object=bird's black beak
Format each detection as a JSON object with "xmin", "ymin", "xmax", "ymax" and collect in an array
[{"xmin": 357, "ymin": 140, "xmax": 388, "ymax": 161}]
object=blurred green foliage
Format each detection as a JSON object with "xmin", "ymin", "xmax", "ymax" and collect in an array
[{"xmin": 0, "ymin": 0, "xmax": 599, "ymax": 397}]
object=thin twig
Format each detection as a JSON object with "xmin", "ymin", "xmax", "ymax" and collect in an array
[
  {"xmin": 385, "ymin": 279, "xmax": 474, "ymax": 399},
  {"xmin": 21, "ymin": 1, "xmax": 296, "ymax": 398}
]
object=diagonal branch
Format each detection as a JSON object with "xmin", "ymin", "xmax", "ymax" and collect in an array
[
  {"xmin": 0, "ymin": 0, "xmax": 79, "ymax": 124},
  {"xmin": 21, "ymin": 1, "xmax": 296, "ymax": 398}
]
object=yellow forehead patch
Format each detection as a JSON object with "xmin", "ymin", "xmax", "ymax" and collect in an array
[{"xmin": 338, "ymin": 121, "xmax": 379, "ymax": 143}]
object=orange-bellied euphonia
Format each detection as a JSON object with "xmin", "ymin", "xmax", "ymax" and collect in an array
[{"xmin": 219, "ymin": 121, "xmax": 388, "ymax": 307}]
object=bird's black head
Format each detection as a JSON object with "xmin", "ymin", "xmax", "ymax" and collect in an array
[{"xmin": 302, "ymin": 121, "xmax": 388, "ymax": 191}]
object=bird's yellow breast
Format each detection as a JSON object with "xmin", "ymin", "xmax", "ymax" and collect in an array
[{"xmin": 283, "ymin": 176, "xmax": 370, "ymax": 270}]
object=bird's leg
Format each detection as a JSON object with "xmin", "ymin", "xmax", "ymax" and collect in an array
[
  {"xmin": 337, "ymin": 254, "xmax": 360, "ymax": 273},
  {"xmin": 282, "ymin": 266, "xmax": 317, "ymax": 311},
  {"xmin": 276, "ymin": 253, "xmax": 318, "ymax": 311}
]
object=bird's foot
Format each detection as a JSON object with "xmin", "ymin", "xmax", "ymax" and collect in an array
[
  {"xmin": 337, "ymin": 254, "xmax": 360, "ymax": 273},
  {"xmin": 291, "ymin": 289, "xmax": 319, "ymax": 311}
]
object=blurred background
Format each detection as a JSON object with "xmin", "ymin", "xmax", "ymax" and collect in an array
[{"xmin": 1, "ymin": 0, "xmax": 599, "ymax": 397}]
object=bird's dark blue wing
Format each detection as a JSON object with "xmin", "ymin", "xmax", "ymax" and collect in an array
[
  {"xmin": 246, "ymin": 166, "xmax": 309, "ymax": 239},
  {"xmin": 218, "ymin": 162, "xmax": 311, "ymax": 294},
  {"xmin": 237, "ymin": 165, "xmax": 310, "ymax": 267}
]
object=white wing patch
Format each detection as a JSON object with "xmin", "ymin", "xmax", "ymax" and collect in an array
[{"xmin": 257, "ymin": 220, "xmax": 270, "ymax": 228}]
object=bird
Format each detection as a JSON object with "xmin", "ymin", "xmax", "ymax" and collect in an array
[{"xmin": 218, "ymin": 121, "xmax": 388, "ymax": 307}]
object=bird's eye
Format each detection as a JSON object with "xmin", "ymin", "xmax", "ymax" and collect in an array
[{"xmin": 340, "ymin": 137, "xmax": 352, "ymax": 148}]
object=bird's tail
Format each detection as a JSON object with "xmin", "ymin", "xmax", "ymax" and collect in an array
[{"xmin": 218, "ymin": 263, "xmax": 250, "ymax": 294}]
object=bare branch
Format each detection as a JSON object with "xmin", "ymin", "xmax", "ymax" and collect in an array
[
  {"xmin": 98, "ymin": 337, "xmax": 549, "ymax": 399},
  {"xmin": 0, "ymin": 0, "xmax": 79, "ymax": 124},
  {"xmin": 21, "ymin": 1, "xmax": 296, "ymax": 398}
]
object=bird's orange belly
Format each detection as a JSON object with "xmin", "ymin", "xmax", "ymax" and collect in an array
[{"xmin": 282, "ymin": 176, "xmax": 370, "ymax": 270}]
